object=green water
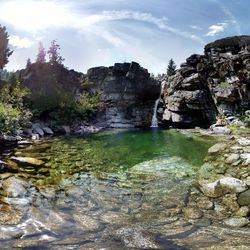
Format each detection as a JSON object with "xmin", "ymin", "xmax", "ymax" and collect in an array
[
  {"xmin": 18, "ymin": 129, "xmax": 213, "ymax": 186},
  {"xmin": 0, "ymin": 129, "xmax": 217, "ymax": 249}
]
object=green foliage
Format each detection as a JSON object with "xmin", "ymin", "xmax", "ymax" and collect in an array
[
  {"xmin": 243, "ymin": 116, "xmax": 250, "ymax": 127},
  {"xmin": 0, "ymin": 79, "xmax": 31, "ymax": 134},
  {"xmin": 0, "ymin": 25, "xmax": 13, "ymax": 69},
  {"xmin": 167, "ymin": 58, "xmax": 177, "ymax": 77},
  {"xmin": 30, "ymin": 82, "xmax": 101, "ymax": 125}
]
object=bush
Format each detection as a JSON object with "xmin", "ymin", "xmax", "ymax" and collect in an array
[
  {"xmin": 0, "ymin": 80, "xmax": 31, "ymax": 134},
  {"xmin": 30, "ymin": 82, "xmax": 101, "ymax": 125}
]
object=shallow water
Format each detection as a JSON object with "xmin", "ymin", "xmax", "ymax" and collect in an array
[{"xmin": 2, "ymin": 129, "xmax": 246, "ymax": 249}]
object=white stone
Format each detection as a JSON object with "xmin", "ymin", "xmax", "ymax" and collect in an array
[{"xmin": 238, "ymin": 138, "xmax": 250, "ymax": 146}]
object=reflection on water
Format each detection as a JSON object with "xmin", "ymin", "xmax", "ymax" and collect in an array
[{"xmin": 3, "ymin": 129, "xmax": 241, "ymax": 249}]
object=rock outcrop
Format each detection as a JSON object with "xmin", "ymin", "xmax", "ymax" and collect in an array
[
  {"xmin": 86, "ymin": 62, "xmax": 160, "ymax": 128},
  {"xmin": 160, "ymin": 36, "xmax": 250, "ymax": 127},
  {"xmin": 19, "ymin": 62, "xmax": 160, "ymax": 128}
]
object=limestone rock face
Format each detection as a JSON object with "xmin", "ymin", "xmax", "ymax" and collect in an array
[
  {"xmin": 160, "ymin": 35, "xmax": 250, "ymax": 127},
  {"xmin": 87, "ymin": 62, "xmax": 160, "ymax": 128}
]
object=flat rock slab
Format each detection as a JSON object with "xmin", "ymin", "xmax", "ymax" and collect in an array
[
  {"xmin": 10, "ymin": 157, "xmax": 45, "ymax": 166},
  {"xmin": 224, "ymin": 217, "xmax": 249, "ymax": 228}
]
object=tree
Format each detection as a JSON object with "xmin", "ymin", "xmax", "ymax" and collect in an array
[
  {"xmin": 26, "ymin": 58, "xmax": 31, "ymax": 69},
  {"xmin": 0, "ymin": 25, "xmax": 13, "ymax": 69},
  {"xmin": 36, "ymin": 42, "xmax": 46, "ymax": 64},
  {"xmin": 167, "ymin": 58, "xmax": 176, "ymax": 77},
  {"xmin": 47, "ymin": 40, "xmax": 64, "ymax": 65}
]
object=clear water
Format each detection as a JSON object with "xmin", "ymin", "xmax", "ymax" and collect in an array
[{"xmin": 0, "ymin": 129, "xmax": 225, "ymax": 249}]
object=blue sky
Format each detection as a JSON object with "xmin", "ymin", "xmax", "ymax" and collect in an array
[{"xmin": 0, "ymin": 0, "xmax": 248, "ymax": 74}]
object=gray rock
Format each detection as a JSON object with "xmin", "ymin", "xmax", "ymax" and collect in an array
[
  {"xmin": 238, "ymin": 138, "xmax": 250, "ymax": 146},
  {"xmin": 42, "ymin": 127, "xmax": 54, "ymax": 135},
  {"xmin": 223, "ymin": 217, "xmax": 249, "ymax": 227},
  {"xmin": 33, "ymin": 127, "xmax": 44, "ymax": 137},
  {"xmin": 237, "ymin": 189, "xmax": 250, "ymax": 206},
  {"xmin": 211, "ymin": 126, "xmax": 231, "ymax": 135},
  {"xmin": 200, "ymin": 177, "xmax": 248, "ymax": 198},
  {"xmin": 208, "ymin": 143, "xmax": 227, "ymax": 154},
  {"xmin": 225, "ymin": 153, "xmax": 240, "ymax": 164}
]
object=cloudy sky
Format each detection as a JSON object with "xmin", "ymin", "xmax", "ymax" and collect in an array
[{"xmin": 0, "ymin": 0, "xmax": 248, "ymax": 74}]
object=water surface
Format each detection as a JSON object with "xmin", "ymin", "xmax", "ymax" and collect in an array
[{"xmin": 0, "ymin": 129, "xmax": 220, "ymax": 249}]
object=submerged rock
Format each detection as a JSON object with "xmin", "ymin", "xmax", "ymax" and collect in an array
[
  {"xmin": 0, "ymin": 204, "xmax": 23, "ymax": 225},
  {"xmin": 10, "ymin": 156, "xmax": 45, "ymax": 166},
  {"xmin": 223, "ymin": 217, "xmax": 249, "ymax": 228},
  {"xmin": 208, "ymin": 143, "xmax": 227, "ymax": 154}
]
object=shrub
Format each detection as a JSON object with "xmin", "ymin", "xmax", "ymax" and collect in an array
[
  {"xmin": 30, "ymin": 82, "xmax": 101, "ymax": 125},
  {"xmin": 0, "ymin": 78, "xmax": 31, "ymax": 134}
]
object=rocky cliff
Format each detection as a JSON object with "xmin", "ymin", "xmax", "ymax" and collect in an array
[
  {"xmin": 160, "ymin": 36, "xmax": 250, "ymax": 128},
  {"xmin": 19, "ymin": 61, "xmax": 160, "ymax": 128},
  {"xmin": 87, "ymin": 62, "xmax": 160, "ymax": 127}
]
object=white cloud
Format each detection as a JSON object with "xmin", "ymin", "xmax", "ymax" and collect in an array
[
  {"xmin": 0, "ymin": 0, "xmax": 203, "ymax": 45},
  {"xmin": 190, "ymin": 25, "xmax": 202, "ymax": 31},
  {"xmin": 210, "ymin": 0, "xmax": 241, "ymax": 35},
  {"xmin": 9, "ymin": 35, "xmax": 34, "ymax": 48},
  {"xmin": 206, "ymin": 22, "xmax": 228, "ymax": 36}
]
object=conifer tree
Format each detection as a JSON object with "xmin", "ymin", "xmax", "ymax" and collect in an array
[
  {"xmin": 167, "ymin": 58, "xmax": 177, "ymax": 76},
  {"xmin": 47, "ymin": 40, "xmax": 64, "ymax": 65},
  {"xmin": 0, "ymin": 25, "xmax": 13, "ymax": 69},
  {"xmin": 36, "ymin": 42, "xmax": 46, "ymax": 64}
]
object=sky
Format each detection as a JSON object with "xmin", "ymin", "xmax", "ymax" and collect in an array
[{"xmin": 0, "ymin": 0, "xmax": 249, "ymax": 74}]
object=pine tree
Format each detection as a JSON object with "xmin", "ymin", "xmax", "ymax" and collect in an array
[
  {"xmin": 0, "ymin": 25, "xmax": 13, "ymax": 69},
  {"xmin": 167, "ymin": 58, "xmax": 177, "ymax": 76},
  {"xmin": 47, "ymin": 40, "xmax": 64, "ymax": 65},
  {"xmin": 36, "ymin": 42, "xmax": 46, "ymax": 64},
  {"xmin": 26, "ymin": 58, "xmax": 31, "ymax": 69}
]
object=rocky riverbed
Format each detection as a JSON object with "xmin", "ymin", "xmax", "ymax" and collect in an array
[{"xmin": 0, "ymin": 128, "xmax": 249, "ymax": 249}]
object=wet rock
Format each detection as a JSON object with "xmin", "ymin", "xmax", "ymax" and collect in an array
[
  {"xmin": 1, "ymin": 176, "xmax": 29, "ymax": 198},
  {"xmin": 115, "ymin": 226, "xmax": 160, "ymax": 249},
  {"xmin": 223, "ymin": 217, "xmax": 249, "ymax": 227},
  {"xmin": 200, "ymin": 177, "xmax": 248, "ymax": 198},
  {"xmin": 222, "ymin": 194, "xmax": 240, "ymax": 212},
  {"xmin": 184, "ymin": 207, "xmax": 203, "ymax": 219},
  {"xmin": 196, "ymin": 197, "xmax": 214, "ymax": 210},
  {"xmin": 0, "ymin": 204, "xmax": 23, "ymax": 225},
  {"xmin": 237, "ymin": 189, "xmax": 250, "ymax": 206},
  {"xmin": 73, "ymin": 214, "xmax": 99, "ymax": 231},
  {"xmin": 208, "ymin": 143, "xmax": 227, "ymax": 154},
  {"xmin": 10, "ymin": 156, "xmax": 45, "ymax": 166},
  {"xmin": 190, "ymin": 218, "xmax": 212, "ymax": 227},
  {"xmin": 101, "ymin": 211, "xmax": 129, "ymax": 225}
]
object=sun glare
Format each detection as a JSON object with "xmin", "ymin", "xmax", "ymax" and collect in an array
[{"xmin": 1, "ymin": 0, "xmax": 70, "ymax": 32}]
